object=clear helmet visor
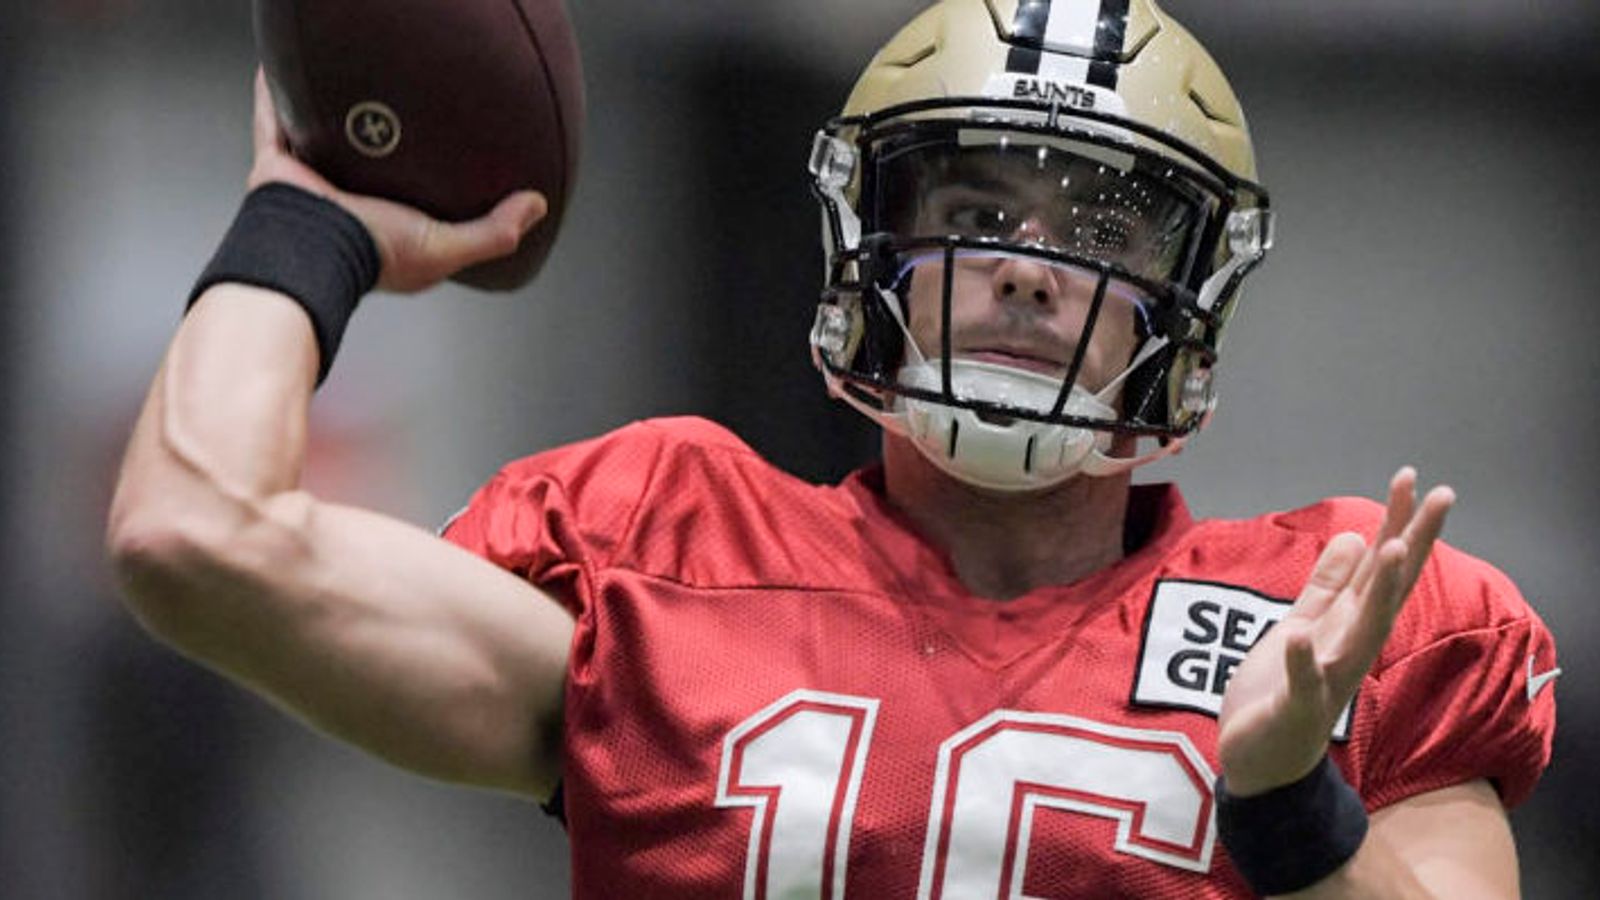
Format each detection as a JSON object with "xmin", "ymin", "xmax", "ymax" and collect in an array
[{"xmin": 871, "ymin": 129, "xmax": 1213, "ymax": 284}]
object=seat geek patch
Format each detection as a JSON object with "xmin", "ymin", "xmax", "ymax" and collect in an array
[{"xmin": 1134, "ymin": 580, "xmax": 1354, "ymax": 741}]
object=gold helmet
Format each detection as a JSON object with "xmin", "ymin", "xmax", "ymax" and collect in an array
[{"xmin": 809, "ymin": 0, "xmax": 1272, "ymax": 491}]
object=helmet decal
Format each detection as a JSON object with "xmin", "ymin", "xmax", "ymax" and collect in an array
[
  {"xmin": 990, "ymin": 0, "xmax": 1131, "ymax": 117},
  {"xmin": 1002, "ymin": 0, "xmax": 1130, "ymax": 90}
]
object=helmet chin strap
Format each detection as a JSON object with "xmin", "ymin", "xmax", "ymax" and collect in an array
[
  {"xmin": 895, "ymin": 359, "xmax": 1117, "ymax": 491},
  {"xmin": 849, "ymin": 285, "xmax": 1182, "ymax": 491},
  {"xmin": 818, "ymin": 235, "xmax": 1254, "ymax": 492}
]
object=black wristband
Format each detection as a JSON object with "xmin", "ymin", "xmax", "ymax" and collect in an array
[
  {"xmin": 1216, "ymin": 756, "xmax": 1369, "ymax": 896},
  {"xmin": 188, "ymin": 182, "xmax": 381, "ymax": 385}
]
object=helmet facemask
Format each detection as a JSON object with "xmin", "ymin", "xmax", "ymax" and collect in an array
[{"xmin": 811, "ymin": 95, "xmax": 1272, "ymax": 491}]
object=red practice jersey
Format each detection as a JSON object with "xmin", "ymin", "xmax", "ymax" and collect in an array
[{"xmin": 442, "ymin": 417, "xmax": 1557, "ymax": 899}]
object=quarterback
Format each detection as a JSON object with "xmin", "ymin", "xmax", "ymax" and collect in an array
[{"xmin": 107, "ymin": 1, "xmax": 1555, "ymax": 897}]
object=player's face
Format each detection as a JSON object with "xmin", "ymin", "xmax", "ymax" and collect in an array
[
  {"xmin": 901, "ymin": 249, "xmax": 1140, "ymax": 395},
  {"xmin": 886, "ymin": 141, "xmax": 1190, "ymax": 394}
]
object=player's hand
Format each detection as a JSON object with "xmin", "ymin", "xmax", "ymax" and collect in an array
[
  {"xmin": 1216, "ymin": 468, "xmax": 1455, "ymax": 796},
  {"xmin": 245, "ymin": 69, "xmax": 547, "ymax": 293}
]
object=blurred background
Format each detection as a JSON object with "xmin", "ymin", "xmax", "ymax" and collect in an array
[{"xmin": 1, "ymin": 0, "xmax": 1596, "ymax": 897}]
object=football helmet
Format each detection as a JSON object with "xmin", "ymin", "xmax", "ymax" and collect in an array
[{"xmin": 810, "ymin": 0, "xmax": 1273, "ymax": 491}]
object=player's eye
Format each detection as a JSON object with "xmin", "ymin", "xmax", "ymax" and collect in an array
[
  {"xmin": 920, "ymin": 184, "xmax": 1024, "ymax": 238},
  {"xmin": 947, "ymin": 202, "xmax": 1014, "ymax": 235}
]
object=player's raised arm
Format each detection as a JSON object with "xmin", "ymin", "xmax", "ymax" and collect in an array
[
  {"xmin": 105, "ymin": 72, "xmax": 571, "ymax": 799},
  {"xmin": 1216, "ymin": 471, "xmax": 1522, "ymax": 898}
]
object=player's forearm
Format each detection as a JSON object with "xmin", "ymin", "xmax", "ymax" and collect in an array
[
  {"xmin": 1271, "ymin": 832, "xmax": 1431, "ymax": 900},
  {"xmin": 155, "ymin": 285, "xmax": 317, "ymax": 496},
  {"xmin": 108, "ymin": 283, "xmax": 321, "ymax": 618},
  {"xmin": 1271, "ymin": 784, "xmax": 1520, "ymax": 900}
]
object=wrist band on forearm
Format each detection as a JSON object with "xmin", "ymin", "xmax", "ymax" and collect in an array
[
  {"xmin": 187, "ymin": 182, "xmax": 380, "ymax": 385},
  {"xmin": 1216, "ymin": 755, "xmax": 1369, "ymax": 896}
]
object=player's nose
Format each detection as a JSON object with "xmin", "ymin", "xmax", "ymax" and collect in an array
[
  {"xmin": 993, "ymin": 222, "xmax": 1060, "ymax": 309},
  {"xmin": 990, "ymin": 217, "xmax": 1106, "ymax": 314}
]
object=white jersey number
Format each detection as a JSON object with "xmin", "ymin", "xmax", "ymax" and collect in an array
[
  {"xmin": 718, "ymin": 694, "xmax": 1216, "ymax": 900},
  {"xmin": 716, "ymin": 690, "xmax": 880, "ymax": 900}
]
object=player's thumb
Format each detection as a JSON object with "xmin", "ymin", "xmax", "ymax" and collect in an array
[
  {"xmin": 498, "ymin": 190, "xmax": 550, "ymax": 238},
  {"xmin": 435, "ymin": 191, "xmax": 549, "ymax": 271},
  {"xmin": 1289, "ymin": 532, "xmax": 1363, "ymax": 620}
]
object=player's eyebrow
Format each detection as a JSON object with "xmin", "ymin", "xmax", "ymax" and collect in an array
[
  {"xmin": 934, "ymin": 166, "xmax": 1025, "ymax": 196},
  {"xmin": 938, "ymin": 177, "xmax": 1018, "ymax": 196}
]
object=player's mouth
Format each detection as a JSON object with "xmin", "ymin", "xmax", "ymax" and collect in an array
[{"xmin": 961, "ymin": 348, "xmax": 1067, "ymax": 377}]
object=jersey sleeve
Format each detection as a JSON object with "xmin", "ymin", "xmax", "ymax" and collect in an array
[
  {"xmin": 438, "ymin": 420, "xmax": 674, "ymax": 618},
  {"xmin": 1354, "ymin": 545, "xmax": 1558, "ymax": 811}
]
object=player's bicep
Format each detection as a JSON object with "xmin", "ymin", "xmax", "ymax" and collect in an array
[
  {"xmin": 161, "ymin": 493, "xmax": 572, "ymax": 799},
  {"xmin": 1367, "ymin": 780, "xmax": 1520, "ymax": 898}
]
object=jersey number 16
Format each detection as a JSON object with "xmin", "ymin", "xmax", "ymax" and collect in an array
[{"xmin": 715, "ymin": 689, "xmax": 1218, "ymax": 900}]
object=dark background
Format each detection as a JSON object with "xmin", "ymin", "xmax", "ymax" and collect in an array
[{"xmin": 2, "ymin": 1, "xmax": 1595, "ymax": 897}]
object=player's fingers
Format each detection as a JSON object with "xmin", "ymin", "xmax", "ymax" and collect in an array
[
  {"xmin": 371, "ymin": 191, "xmax": 547, "ymax": 290},
  {"xmin": 247, "ymin": 71, "xmax": 340, "ymax": 196},
  {"xmin": 1359, "ymin": 539, "xmax": 1406, "ymax": 629},
  {"xmin": 1290, "ymin": 531, "xmax": 1365, "ymax": 620},
  {"xmin": 1284, "ymin": 623, "xmax": 1323, "ymax": 704},
  {"xmin": 252, "ymin": 68, "xmax": 286, "ymax": 157},
  {"xmin": 1352, "ymin": 467, "xmax": 1416, "ymax": 594},
  {"xmin": 423, "ymin": 191, "xmax": 547, "ymax": 270},
  {"xmin": 1398, "ymin": 485, "xmax": 1454, "ymax": 583},
  {"xmin": 1327, "ymin": 489, "xmax": 1451, "ymax": 687},
  {"xmin": 493, "ymin": 190, "xmax": 550, "ymax": 238},
  {"xmin": 1329, "ymin": 537, "xmax": 1407, "ymax": 683}
]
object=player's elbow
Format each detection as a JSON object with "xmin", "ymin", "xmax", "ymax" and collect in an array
[
  {"xmin": 107, "ymin": 498, "xmax": 237, "ymax": 638},
  {"xmin": 106, "ymin": 487, "xmax": 314, "ymax": 646},
  {"xmin": 108, "ymin": 504, "xmax": 210, "ymax": 639}
]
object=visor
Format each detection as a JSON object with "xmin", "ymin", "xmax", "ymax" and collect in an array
[{"xmin": 870, "ymin": 128, "xmax": 1213, "ymax": 283}]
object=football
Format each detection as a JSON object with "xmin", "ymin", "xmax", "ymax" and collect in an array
[{"xmin": 253, "ymin": 0, "xmax": 584, "ymax": 290}]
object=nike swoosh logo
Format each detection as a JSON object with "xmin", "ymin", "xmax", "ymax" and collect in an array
[{"xmin": 1526, "ymin": 655, "xmax": 1562, "ymax": 702}]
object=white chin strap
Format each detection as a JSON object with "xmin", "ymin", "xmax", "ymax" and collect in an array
[
  {"xmin": 895, "ymin": 359, "xmax": 1121, "ymax": 492},
  {"xmin": 838, "ymin": 284, "xmax": 1175, "ymax": 492}
]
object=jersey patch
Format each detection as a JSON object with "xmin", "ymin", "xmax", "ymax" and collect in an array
[{"xmin": 1133, "ymin": 580, "xmax": 1354, "ymax": 742}]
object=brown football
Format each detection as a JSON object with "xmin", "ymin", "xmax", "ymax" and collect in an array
[{"xmin": 253, "ymin": 0, "xmax": 583, "ymax": 290}]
